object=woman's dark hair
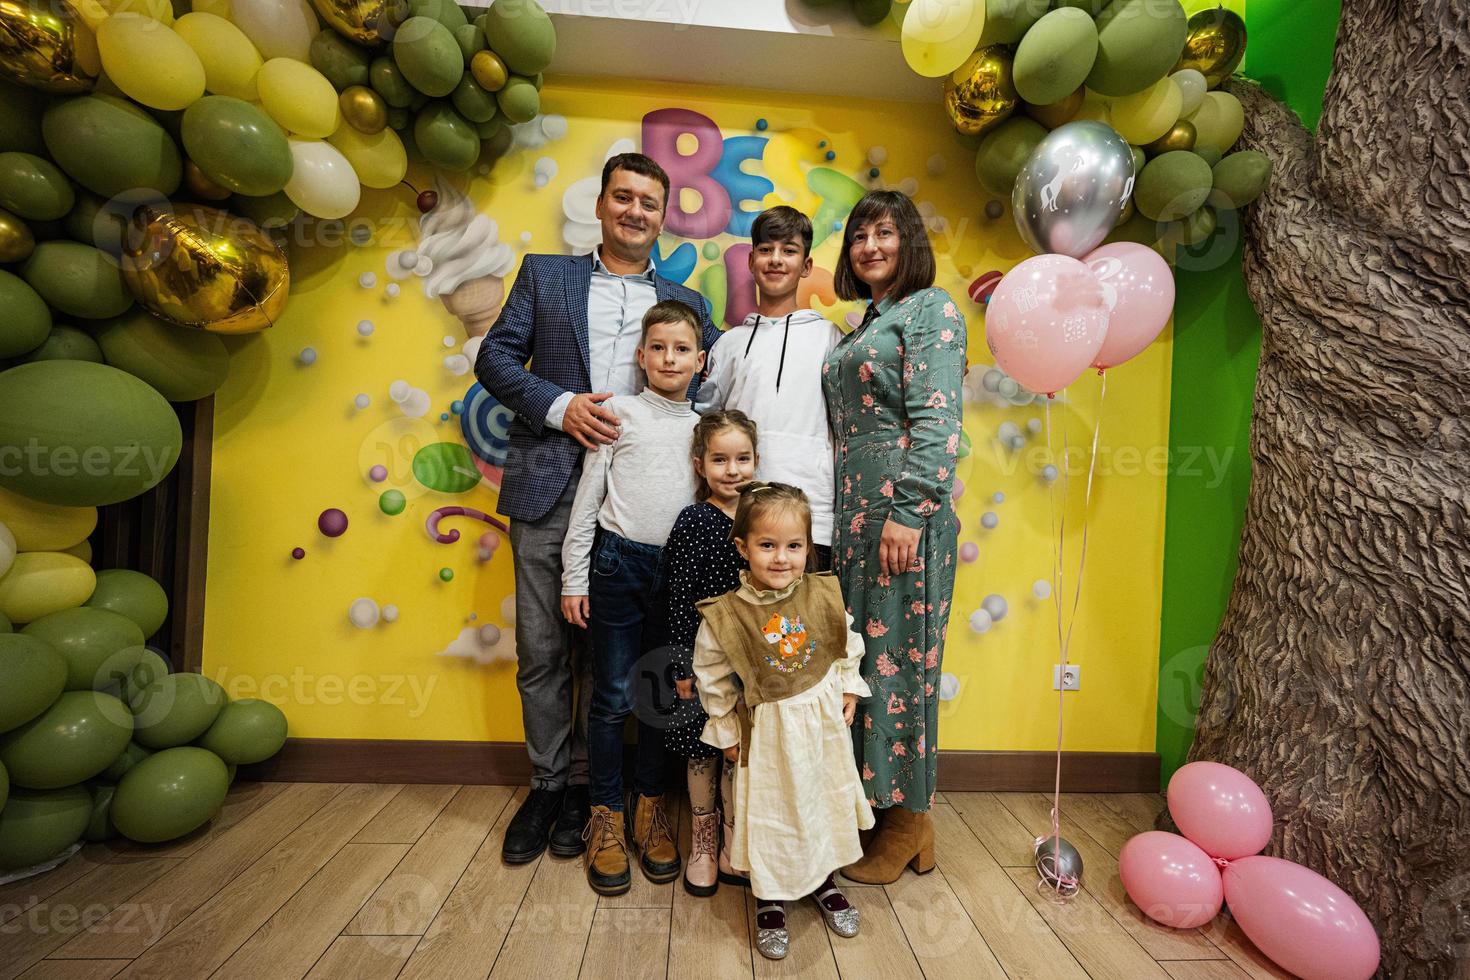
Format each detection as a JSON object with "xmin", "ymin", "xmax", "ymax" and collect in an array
[
  {"xmin": 690, "ymin": 410, "xmax": 759, "ymax": 501},
  {"xmin": 731, "ymin": 481, "xmax": 816, "ymax": 572},
  {"xmin": 751, "ymin": 205, "xmax": 813, "ymax": 257},
  {"xmin": 833, "ymin": 190, "xmax": 936, "ymax": 303},
  {"xmin": 600, "ymin": 152, "xmax": 671, "ymax": 209}
]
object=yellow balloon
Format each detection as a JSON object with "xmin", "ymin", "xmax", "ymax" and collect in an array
[
  {"xmin": 96, "ymin": 13, "xmax": 206, "ymax": 110},
  {"xmin": 0, "ymin": 487, "xmax": 97, "ymax": 552},
  {"xmin": 0, "ymin": 551, "xmax": 96, "ymax": 625},
  {"xmin": 75, "ymin": 0, "xmax": 174, "ymax": 27},
  {"xmin": 256, "ymin": 57, "xmax": 341, "ymax": 138},
  {"xmin": 942, "ymin": 45, "xmax": 1016, "ymax": 137},
  {"xmin": 121, "ymin": 204, "xmax": 290, "ymax": 333},
  {"xmin": 0, "ymin": 0, "xmax": 100, "ymax": 93},
  {"xmin": 193, "ymin": 0, "xmax": 232, "ymax": 17},
  {"xmin": 173, "ymin": 11, "xmax": 262, "ymax": 100},
  {"xmin": 902, "ymin": 0, "xmax": 987, "ymax": 78},
  {"xmin": 1187, "ymin": 90, "xmax": 1243, "ymax": 154},
  {"xmin": 1073, "ymin": 87, "xmax": 1112, "ymax": 123},
  {"xmin": 1109, "ymin": 77, "xmax": 1182, "ymax": 145},
  {"xmin": 327, "ymin": 120, "xmax": 405, "ymax": 188}
]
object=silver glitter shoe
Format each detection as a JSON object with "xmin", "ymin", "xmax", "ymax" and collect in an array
[
  {"xmin": 812, "ymin": 885, "xmax": 860, "ymax": 938},
  {"xmin": 754, "ymin": 903, "xmax": 789, "ymax": 960}
]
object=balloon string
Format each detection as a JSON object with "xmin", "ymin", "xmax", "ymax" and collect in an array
[{"xmin": 426, "ymin": 506, "xmax": 510, "ymax": 544}]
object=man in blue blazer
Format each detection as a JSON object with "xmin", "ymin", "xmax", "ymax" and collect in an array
[{"xmin": 475, "ymin": 153, "xmax": 722, "ymax": 868}]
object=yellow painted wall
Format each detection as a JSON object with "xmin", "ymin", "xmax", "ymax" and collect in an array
[{"xmin": 202, "ymin": 75, "xmax": 1169, "ymax": 753}]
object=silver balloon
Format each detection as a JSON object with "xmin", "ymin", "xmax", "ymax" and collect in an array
[
  {"xmin": 1012, "ymin": 121, "xmax": 1135, "ymax": 258},
  {"xmin": 1035, "ymin": 835, "xmax": 1084, "ymax": 892}
]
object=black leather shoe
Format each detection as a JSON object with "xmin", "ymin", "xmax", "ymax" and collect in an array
[
  {"xmin": 502, "ymin": 787, "xmax": 564, "ymax": 864},
  {"xmin": 549, "ymin": 784, "xmax": 590, "ymax": 857}
]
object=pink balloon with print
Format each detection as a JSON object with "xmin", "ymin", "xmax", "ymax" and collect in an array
[
  {"xmin": 1222, "ymin": 856, "xmax": 1380, "ymax": 980},
  {"xmin": 1084, "ymin": 242, "xmax": 1175, "ymax": 370},
  {"xmin": 984, "ymin": 253, "xmax": 1110, "ymax": 395}
]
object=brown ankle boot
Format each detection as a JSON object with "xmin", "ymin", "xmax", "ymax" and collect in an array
[
  {"xmin": 583, "ymin": 805, "xmax": 631, "ymax": 895},
  {"xmin": 840, "ymin": 807, "xmax": 935, "ymax": 884},
  {"xmin": 630, "ymin": 794, "xmax": 681, "ymax": 883}
]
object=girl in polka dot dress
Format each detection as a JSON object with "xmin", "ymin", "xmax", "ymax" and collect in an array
[{"xmin": 658, "ymin": 410, "xmax": 758, "ymax": 896}]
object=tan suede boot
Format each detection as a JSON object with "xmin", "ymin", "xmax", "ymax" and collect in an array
[
  {"xmin": 583, "ymin": 805, "xmax": 631, "ymax": 895},
  {"xmin": 629, "ymin": 794, "xmax": 681, "ymax": 883},
  {"xmin": 840, "ymin": 807, "xmax": 935, "ymax": 884}
]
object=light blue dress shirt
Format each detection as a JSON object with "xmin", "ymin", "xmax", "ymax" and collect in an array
[{"xmin": 544, "ymin": 247, "xmax": 659, "ymax": 431}]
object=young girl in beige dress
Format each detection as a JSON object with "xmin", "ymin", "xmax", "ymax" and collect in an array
[{"xmin": 693, "ymin": 482, "xmax": 875, "ymax": 960}]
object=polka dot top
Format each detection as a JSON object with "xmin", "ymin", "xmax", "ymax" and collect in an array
[{"xmin": 661, "ymin": 501, "xmax": 745, "ymax": 678}]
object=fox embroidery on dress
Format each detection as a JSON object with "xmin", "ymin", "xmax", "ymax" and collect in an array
[{"xmin": 761, "ymin": 611, "xmax": 814, "ymax": 671}]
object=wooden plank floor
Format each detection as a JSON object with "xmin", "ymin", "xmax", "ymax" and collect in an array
[{"xmin": 1, "ymin": 783, "xmax": 1294, "ymax": 980}]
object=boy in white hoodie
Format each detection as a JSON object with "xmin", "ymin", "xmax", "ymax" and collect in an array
[{"xmin": 694, "ymin": 206, "xmax": 845, "ymax": 569}]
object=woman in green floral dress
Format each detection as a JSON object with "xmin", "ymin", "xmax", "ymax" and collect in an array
[{"xmin": 822, "ymin": 191, "xmax": 965, "ymax": 884}]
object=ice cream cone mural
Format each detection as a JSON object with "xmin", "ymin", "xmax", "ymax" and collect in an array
[{"xmin": 417, "ymin": 175, "xmax": 517, "ymax": 337}]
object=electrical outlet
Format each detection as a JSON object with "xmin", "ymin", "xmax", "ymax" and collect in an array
[{"xmin": 1052, "ymin": 664, "xmax": 1080, "ymax": 691}]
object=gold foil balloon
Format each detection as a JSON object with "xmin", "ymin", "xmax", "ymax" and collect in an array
[
  {"xmin": 121, "ymin": 203, "xmax": 289, "ymax": 334},
  {"xmin": 1145, "ymin": 119, "xmax": 1197, "ymax": 155},
  {"xmin": 305, "ymin": 0, "xmax": 407, "ymax": 47},
  {"xmin": 1174, "ymin": 7, "xmax": 1246, "ymax": 88},
  {"xmin": 1024, "ymin": 86, "xmax": 1084, "ymax": 130},
  {"xmin": 339, "ymin": 84, "xmax": 387, "ymax": 134},
  {"xmin": 943, "ymin": 45, "xmax": 1018, "ymax": 138},
  {"xmin": 0, "ymin": 0, "xmax": 100, "ymax": 93},
  {"xmin": 0, "ymin": 206, "xmax": 35, "ymax": 262},
  {"xmin": 183, "ymin": 160, "xmax": 232, "ymax": 201}
]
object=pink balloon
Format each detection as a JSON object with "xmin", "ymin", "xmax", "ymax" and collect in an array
[
  {"xmin": 985, "ymin": 254, "xmax": 1110, "ymax": 395},
  {"xmin": 1223, "ymin": 856, "xmax": 1380, "ymax": 980},
  {"xmin": 1083, "ymin": 242, "xmax": 1175, "ymax": 369},
  {"xmin": 1118, "ymin": 831, "xmax": 1223, "ymax": 929},
  {"xmin": 1167, "ymin": 761, "xmax": 1273, "ymax": 860}
]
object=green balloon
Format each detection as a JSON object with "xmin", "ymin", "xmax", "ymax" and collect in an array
[
  {"xmin": 181, "ymin": 97, "xmax": 293, "ymax": 197},
  {"xmin": 853, "ymin": 0, "xmax": 891, "ymax": 26},
  {"xmin": 0, "ymin": 785, "xmax": 90, "ymax": 870},
  {"xmin": 18, "ymin": 325, "xmax": 102, "ymax": 364},
  {"xmin": 22, "ymin": 608, "xmax": 146, "ymax": 692},
  {"xmin": 0, "ymin": 633, "xmax": 67, "ymax": 734},
  {"xmin": 231, "ymin": 190, "xmax": 299, "ymax": 230},
  {"xmin": 226, "ymin": 762, "xmax": 237, "ymax": 784},
  {"xmin": 111, "ymin": 746, "xmax": 228, "ymax": 843},
  {"xmin": 196, "ymin": 699, "xmax": 287, "ymax": 765},
  {"xmin": 63, "ymin": 191, "xmax": 128, "ymax": 254},
  {"xmin": 1053, "ymin": 0, "xmax": 1107, "ymax": 11},
  {"xmin": 451, "ymin": 73, "xmax": 498, "ymax": 123},
  {"xmin": 20, "ymin": 241, "xmax": 132, "ymax": 320},
  {"xmin": 310, "ymin": 29, "xmax": 373, "ymax": 90},
  {"xmin": 0, "ymin": 80, "xmax": 47, "ymax": 155},
  {"xmin": 101, "ymin": 739, "xmax": 152, "ymax": 781},
  {"xmin": 1086, "ymin": 0, "xmax": 1187, "ymax": 97},
  {"xmin": 480, "ymin": 0, "xmax": 554, "ymax": 75},
  {"xmin": 41, "ymin": 94, "xmax": 183, "ymax": 200},
  {"xmin": 1211, "ymin": 150, "xmax": 1272, "ymax": 209},
  {"xmin": 414, "ymin": 101, "xmax": 480, "ymax": 171},
  {"xmin": 0, "ymin": 361, "xmax": 183, "ymax": 506},
  {"xmin": 974, "ymin": 117, "xmax": 1047, "ymax": 196},
  {"xmin": 1134, "ymin": 150, "xmax": 1214, "ymax": 221},
  {"xmin": 495, "ymin": 76, "xmax": 538, "ymax": 124},
  {"xmin": 0, "ymin": 690, "xmax": 133, "ymax": 789},
  {"xmin": 1130, "ymin": 144, "xmax": 1146, "ymax": 175},
  {"xmin": 0, "ymin": 610, "xmax": 10, "ymax": 632},
  {"xmin": 0, "ymin": 152, "xmax": 74, "ymax": 222},
  {"xmin": 475, "ymin": 117, "xmax": 505, "ymax": 140},
  {"xmin": 435, "ymin": 0, "xmax": 466, "ymax": 31},
  {"xmin": 1106, "ymin": 209, "xmax": 1165, "ymax": 247},
  {"xmin": 453, "ymin": 23, "xmax": 486, "ymax": 64},
  {"xmin": 0, "ymin": 269, "xmax": 52, "ymax": 359},
  {"xmin": 93, "ymin": 308, "xmax": 231, "ymax": 403},
  {"xmin": 386, "ymin": 107, "xmax": 411, "ymax": 130},
  {"xmin": 370, "ymin": 56, "xmax": 416, "ymax": 108},
  {"xmin": 979, "ymin": 0, "xmax": 1049, "ymax": 45},
  {"xmin": 394, "ymin": 17, "xmax": 464, "ymax": 98},
  {"xmin": 1171, "ymin": 204, "xmax": 1217, "ymax": 246},
  {"xmin": 0, "ymin": 761, "xmax": 7, "ymax": 813},
  {"xmin": 1014, "ymin": 8, "xmax": 1098, "ymax": 106},
  {"xmin": 123, "ymin": 647, "xmax": 170, "ymax": 704},
  {"xmin": 83, "ymin": 569, "xmax": 168, "ymax": 638},
  {"xmin": 131, "ymin": 672, "xmax": 227, "ymax": 748},
  {"xmin": 84, "ymin": 781, "xmax": 117, "ymax": 841}
]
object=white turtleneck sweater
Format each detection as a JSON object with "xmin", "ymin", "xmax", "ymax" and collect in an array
[{"xmin": 561, "ymin": 388, "xmax": 698, "ymax": 595}]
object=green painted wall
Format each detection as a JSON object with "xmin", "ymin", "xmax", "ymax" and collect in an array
[{"xmin": 1156, "ymin": 0, "xmax": 1342, "ymax": 787}]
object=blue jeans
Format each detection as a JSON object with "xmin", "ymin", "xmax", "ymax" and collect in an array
[{"xmin": 587, "ymin": 529, "xmax": 669, "ymax": 811}]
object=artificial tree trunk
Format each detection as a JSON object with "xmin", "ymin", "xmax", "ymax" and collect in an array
[{"xmin": 1187, "ymin": 0, "xmax": 1470, "ymax": 976}]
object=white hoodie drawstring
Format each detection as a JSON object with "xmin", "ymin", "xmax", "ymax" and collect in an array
[{"xmin": 742, "ymin": 314, "xmax": 794, "ymax": 393}]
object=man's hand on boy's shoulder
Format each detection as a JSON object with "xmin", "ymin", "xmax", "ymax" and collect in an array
[{"xmin": 564, "ymin": 392, "xmax": 621, "ymax": 450}]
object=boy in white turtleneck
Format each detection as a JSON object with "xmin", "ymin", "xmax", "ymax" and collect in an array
[{"xmin": 695, "ymin": 206, "xmax": 845, "ymax": 569}]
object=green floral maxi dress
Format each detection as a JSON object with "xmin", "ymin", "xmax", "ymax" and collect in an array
[{"xmin": 822, "ymin": 286, "xmax": 965, "ymax": 812}]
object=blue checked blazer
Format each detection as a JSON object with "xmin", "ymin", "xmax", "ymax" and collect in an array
[{"xmin": 474, "ymin": 251, "xmax": 723, "ymax": 523}]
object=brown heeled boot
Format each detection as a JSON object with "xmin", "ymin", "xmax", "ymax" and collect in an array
[{"xmin": 840, "ymin": 807, "xmax": 935, "ymax": 884}]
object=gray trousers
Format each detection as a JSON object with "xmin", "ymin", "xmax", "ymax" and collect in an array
[{"xmin": 508, "ymin": 476, "xmax": 591, "ymax": 790}]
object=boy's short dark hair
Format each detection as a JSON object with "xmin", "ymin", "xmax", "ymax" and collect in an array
[
  {"xmin": 641, "ymin": 299, "xmax": 703, "ymax": 348},
  {"xmin": 751, "ymin": 205, "xmax": 813, "ymax": 257},
  {"xmin": 833, "ymin": 190, "xmax": 936, "ymax": 303},
  {"xmin": 600, "ymin": 153, "xmax": 671, "ymax": 209}
]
